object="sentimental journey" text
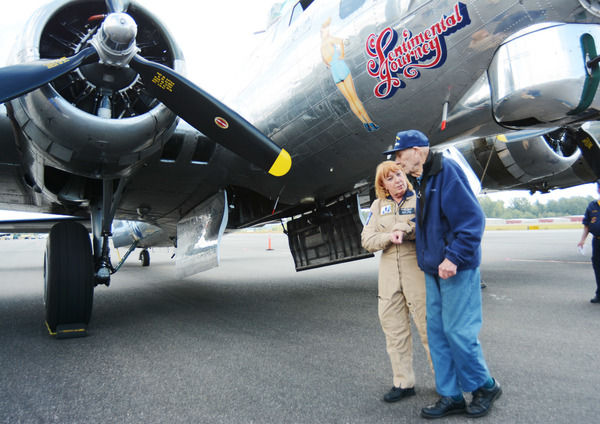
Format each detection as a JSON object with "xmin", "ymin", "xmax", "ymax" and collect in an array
[{"xmin": 366, "ymin": 2, "xmax": 470, "ymax": 99}]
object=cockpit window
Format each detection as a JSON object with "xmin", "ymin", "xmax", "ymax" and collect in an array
[
  {"xmin": 288, "ymin": 0, "xmax": 314, "ymax": 26},
  {"xmin": 289, "ymin": 2, "xmax": 304, "ymax": 26},
  {"xmin": 339, "ymin": 0, "xmax": 366, "ymax": 19}
]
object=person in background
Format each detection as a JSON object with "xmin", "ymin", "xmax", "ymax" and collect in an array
[
  {"xmin": 385, "ymin": 130, "xmax": 501, "ymax": 419},
  {"xmin": 577, "ymin": 180, "xmax": 600, "ymax": 304},
  {"xmin": 361, "ymin": 161, "xmax": 432, "ymax": 403}
]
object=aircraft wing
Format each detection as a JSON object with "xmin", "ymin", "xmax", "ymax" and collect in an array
[{"xmin": 0, "ymin": 216, "xmax": 89, "ymax": 234}]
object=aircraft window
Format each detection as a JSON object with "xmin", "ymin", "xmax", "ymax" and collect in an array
[
  {"xmin": 288, "ymin": 0, "xmax": 314, "ymax": 26},
  {"xmin": 289, "ymin": 3, "xmax": 304, "ymax": 26},
  {"xmin": 339, "ymin": 0, "xmax": 366, "ymax": 19}
]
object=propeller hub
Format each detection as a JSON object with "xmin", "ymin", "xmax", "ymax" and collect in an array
[
  {"xmin": 102, "ymin": 13, "xmax": 137, "ymax": 51},
  {"xmin": 91, "ymin": 13, "xmax": 139, "ymax": 67}
]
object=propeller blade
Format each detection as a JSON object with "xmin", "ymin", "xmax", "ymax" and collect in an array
[
  {"xmin": 0, "ymin": 46, "xmax": 98, "ymax": 104},
  {"xmin": 129, "ymin": 55, "xmax": 291, "ymax": 177}
]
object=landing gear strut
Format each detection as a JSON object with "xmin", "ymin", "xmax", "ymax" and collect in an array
[{"xmin": 43, "ymin": 178, "xmax": 128, "ymax": 337}]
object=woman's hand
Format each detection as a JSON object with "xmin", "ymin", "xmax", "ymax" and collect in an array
[{"xmin": 390, "ymin": 230, "xmax": 403, "ymax": 244}]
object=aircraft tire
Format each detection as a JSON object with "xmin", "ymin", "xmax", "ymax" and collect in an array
[
  {"xmin": 139, "ymin": 249, "xmax": 150, "ymax": 267},
  {"xmin": 44, "ymin": 221, "xmax": 94, "ymax": 336}
]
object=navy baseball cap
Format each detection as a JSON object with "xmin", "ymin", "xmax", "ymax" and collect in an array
[{"xmin": 382, "ymin": 130, "xmax": 429, "ymax": 155}]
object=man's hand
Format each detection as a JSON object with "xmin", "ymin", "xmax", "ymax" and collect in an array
[
  {"xmin": 438, "ymin": 258, "xmax": 457, "ymax": 279},
  {"xmin": 390, "ymin": 230, "xmax": 403, "ymax": 244}
]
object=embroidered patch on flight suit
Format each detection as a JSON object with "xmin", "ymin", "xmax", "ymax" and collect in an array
[
  {"xmin": 381, "ymin": 205, "xmax": 392, "ymax": 215},
  {"xmin": 399, "ymin": 207, "xmax": 415, "ymax": 215}
]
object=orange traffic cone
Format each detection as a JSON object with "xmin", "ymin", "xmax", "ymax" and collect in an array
[{"xmin": 266, "ymin": 235, "xmax": 274, "ymax": 251}]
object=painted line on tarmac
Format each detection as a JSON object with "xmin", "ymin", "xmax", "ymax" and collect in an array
[{"xmin": 505, "ymin": 258, "xmax": 589, "ymax": 264}]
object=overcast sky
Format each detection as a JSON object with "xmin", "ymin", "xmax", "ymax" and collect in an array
[{"xmin": 0, "ymin": 0, "xmax": 597, "ymax": 219}]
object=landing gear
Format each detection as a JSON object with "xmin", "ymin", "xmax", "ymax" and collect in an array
[
  {"xmin": 43, "ymin": 178, "xmax": 129, "ymax": 337},
  {"xmin": 44, "ymin": 221, "xmax": 94, "ymax": 338},
  {"xmin": 139, "ymin": 249, "xmax": 150, "ymax": 267}
]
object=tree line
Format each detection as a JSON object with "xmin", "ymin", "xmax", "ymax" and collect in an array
[{"xmin": 478, "ymin": 195, "xmax": 595, "ymax": 219}]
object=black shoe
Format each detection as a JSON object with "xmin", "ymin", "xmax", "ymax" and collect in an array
[
  {"xmin": 383, "ymin": 386, "xmax": 415, "ymax": 403},
  {"xmin": 421, "ymin": 396, "xmax": 466, "ymax": 419},
  {"xmin": 591, "ymin": 295, "xmax": 600, "ymax": 303},
  {"xmin": 466, "ymin": 379, "xmax": 502, "ymax": 418}
]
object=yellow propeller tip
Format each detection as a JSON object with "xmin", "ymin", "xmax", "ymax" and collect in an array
[
  {"xmin": 268, "ymin": 149, "xmax": 292, "ymax": 177},
  {"xmin": 496, "ymin": 134, "xmax": 508, "ymax": 142}
]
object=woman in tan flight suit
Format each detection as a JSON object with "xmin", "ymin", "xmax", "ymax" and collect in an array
[{"xmin": 361, "ymin": 161, "xmax": 432, "ymax": 403}]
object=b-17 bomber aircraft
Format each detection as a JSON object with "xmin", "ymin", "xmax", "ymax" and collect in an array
[{"xmin": 2, "ymin": 0, "xmax": 600, "ymax": 337}]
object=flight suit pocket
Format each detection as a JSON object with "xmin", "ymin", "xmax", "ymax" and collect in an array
[
  {"xmin": 377, "ymin": 292, "xmax": 409, "ymax": 332},
  {"xmin": 377, "ymin": 295, "xmax": 394, "ymax": 328}
]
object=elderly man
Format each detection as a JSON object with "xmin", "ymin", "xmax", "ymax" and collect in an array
[{"xmin": 383, "ymin": 130, "xmax": 501, "ymax": 419}]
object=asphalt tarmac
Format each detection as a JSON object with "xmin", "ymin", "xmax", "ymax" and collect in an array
[{"xmin": 0, "ymin": 230, "xmax": 598, "ymax": 423}]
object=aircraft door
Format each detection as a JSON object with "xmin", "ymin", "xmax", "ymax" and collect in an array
[{"xmin": 286, "ymin": 194, "xmax": 373, "ymax": 271}]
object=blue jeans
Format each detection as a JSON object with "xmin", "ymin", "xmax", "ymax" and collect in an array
[{"xmin": 425, "ymin": 268, "xmax": 490, "ymax": 396}]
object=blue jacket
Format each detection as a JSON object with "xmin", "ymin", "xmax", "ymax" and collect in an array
[
  {"xmin": 411, "ymin": 153, "xmax": 485, "ymax": 274},
  {"xmin": 583, "ymin": 199, "xmax": 600, "ymax": 236}
]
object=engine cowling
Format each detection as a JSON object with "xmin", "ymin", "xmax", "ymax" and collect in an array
[
  {"xmin": 9, "ymin": 0, "xmax": 183, "ymax": 179},
  {"xmin": 455, "ymin": 127, "xmax": 597, "ymax": 192}
]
